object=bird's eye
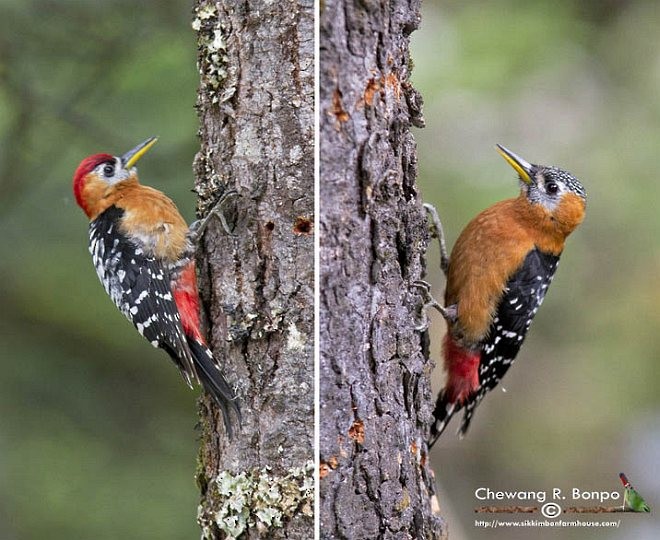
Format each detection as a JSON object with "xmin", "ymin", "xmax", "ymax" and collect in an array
[
  {"xmin": 103, "ymin": 163, "xmax": 115, "ymax": 177},
  {"xmin": 546, "ymin": 182, "xmax": 559, "ymax": 194}
]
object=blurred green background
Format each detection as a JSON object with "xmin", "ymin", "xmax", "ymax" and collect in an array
[
  {"xmin": 413, "ymin": 1, "xmax": 660, "ymax": 539},
  {"xmin": 0, "ymin": 1, "xmax": 203, "ymax": 538}
]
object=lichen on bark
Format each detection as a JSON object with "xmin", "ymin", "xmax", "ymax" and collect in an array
[{"xmin": 192, "ymin": 1, "xmax": 315, "ymax": 538}]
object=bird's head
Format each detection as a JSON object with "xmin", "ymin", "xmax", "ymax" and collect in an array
[
  {"xmin": 496, "ymin": 144, "xmax": 586, "ymax": 211},
  {"xmin": 496, "ymin": 144, "xmax": 586, "ymax": 237},
  {"xmin": 73, "ymin": 137, "xmax": 158, "ymax": 218}
]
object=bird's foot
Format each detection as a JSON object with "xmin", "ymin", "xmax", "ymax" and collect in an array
[
  {"xmin": 411, "ymin": 280, "xmax": 457, "ymax": 331},
  {"xmin": 423, "ymin": 203, "xmax": 449, "ymax": 276},
  {"xmin": 188, "ymin": 189, "xmax": 239, "ymax": 243}
]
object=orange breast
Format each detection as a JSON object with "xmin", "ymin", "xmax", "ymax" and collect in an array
[
  {"xmin": 445, "ymin": 193, "xmax": 584, "ymax": 345},
  {"xmin": 116, "ymin": 185, "xmax": 189, "ymax": 262},
  {"xmin": 445, "ymin": 198, "xmax": 535, "ymax": 344},
  {"xmin": 83, "ymin": 176, "xmax": 189, "ymax": 262}
]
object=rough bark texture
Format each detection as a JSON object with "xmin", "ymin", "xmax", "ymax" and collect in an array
[
  {"xmin": 319, "ymin": 0, "xmax": 447, "ymax": 538},
  {"xmin": 192, "ymin": 1, "xmax": 314, "ymax": 538}
]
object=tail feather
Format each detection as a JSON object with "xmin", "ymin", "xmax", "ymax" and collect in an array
[
  {"xmin": 430, "ymin": 388, "xmax": 485, "ymax": 445},
  {"xmin": 188, "ymin": 338, "xmax": 241, "ymax": 438},
  {"xmin": 429, "ymin": 390, "xmax": 457, "ymax": 448},
  {"xmin": 458, "ymin": 399, "xmax": 477, "ymax": 438}
]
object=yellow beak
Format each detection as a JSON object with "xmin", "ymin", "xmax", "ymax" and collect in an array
[
  {"xmin": 121, "ymin": 137, "xmax": 158, "ymax": 169},
  {"xmin": 496, "ymin": 144, "xmax": 533, "ymax": 185}
]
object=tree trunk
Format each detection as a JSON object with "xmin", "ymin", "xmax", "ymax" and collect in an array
[
  {"xmin": 192, "ymin": 1, "xmax": 314, "ymax": 538},
  {"xmin": 319, "ymin": 0, "xmax": 447, "ymax": 538}
]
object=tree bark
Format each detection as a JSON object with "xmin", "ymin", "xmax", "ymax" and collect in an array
[
  {"xmin": 319, "ymin": 0, "xmax": 447, "ymax": 538},
  {"xmin": 192, "ymin": 1, "xmax": 314, "ymax": 538}
]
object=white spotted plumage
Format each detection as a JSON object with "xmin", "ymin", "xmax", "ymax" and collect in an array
[
  {"xmin": 453, "ymin": 248, "xmax": 559, "ymax": 435},
  {"xmin": 89, "ymin": 206, "xmax": 196, "ymax": 387},
  {"xmin": 432, "ymin": 247, "xmax": 561, "ymax": 440},
  {"xmin": 429, "ymin": 148, "xmax": 586, "ymax": 444},
  {"xmin": 73, "ymin": 141, "xmax": 240, "ymax": 437}
]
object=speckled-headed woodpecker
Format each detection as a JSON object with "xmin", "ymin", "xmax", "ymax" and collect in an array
[
  {"xmin": 425, "ymin": 145, "xmax": 586, "ymax": 445},
  {"xmin": 73, "ymin": 137, "xmax": 239, "ymax": 436}
]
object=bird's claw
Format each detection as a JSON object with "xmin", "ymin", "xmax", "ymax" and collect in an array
[
  {"xmin": 411, "ymin": 280, "xmax": 457, "ymax": 330},
  {"xmin": 189, "ymin": 189, "xmax": 239, "ymax": 243},
  {"xmin": 423, "ymin": 203, "xmax": 449, "ymax": 276}
]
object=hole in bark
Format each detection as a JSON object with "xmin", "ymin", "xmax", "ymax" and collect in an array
[
  {"xmin": 265, "ymin": 221, "xmax": 275, "ymax": 231},
  {"xmin": 293, "ymin": 216, "xmax": 313, "ymax": 235}
]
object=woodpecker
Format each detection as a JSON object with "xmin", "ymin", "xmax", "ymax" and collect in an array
[
  {"xmin": 619, "ymin": 473, "xmax": 651, "ymax": 512},
  {"xmin": 73, "ymin": 137, "xmax": 239, "ymax": 436},
  {"xmin": 425, "ymin": 145, "xmax": 586, "ymax": 445}
]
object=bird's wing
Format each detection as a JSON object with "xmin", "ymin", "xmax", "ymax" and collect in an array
[
  {"xmin": 456, "ymin": 249, "xmax": 561, "ymax": 436},
  {"xmin": 89, "ymin": 205, "xmax": 197, "ymax": 385},
  {"xmin": 477, "ymin": 247, "xmax": 561, "ymax": 392}
]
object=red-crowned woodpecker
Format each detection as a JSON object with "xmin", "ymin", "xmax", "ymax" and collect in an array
[
  {"xmin": 426, "ymin": 145, "xmax": 586, "ymax": 444},
  {"xmin": 73, "ymin": 137, "xmax": 239, "ymax": 436}
]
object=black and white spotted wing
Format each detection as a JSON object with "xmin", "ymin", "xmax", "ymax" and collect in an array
[
  {"xmin": 458, "ymin": 248, "xmax": 560, "ymax": 435},
  {"xmin": 88, "ymin": 205, "xmax": 197, "ymax": 386}
]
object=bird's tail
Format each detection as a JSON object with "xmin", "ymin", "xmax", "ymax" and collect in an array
[
  {"xmin": 429, "ymin": 390, "xmax": 457, "ymax": 448},
  {"xmin": 458, "ymin": 398, "xmax": 479, "ymax": 438},
  {"xmin": 429, "ymin": 335, "xmax": 483, "ymax": 447},
  {"xmin": 188, "ymin": 338, "xmax": 241, "ymax": 438}
]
